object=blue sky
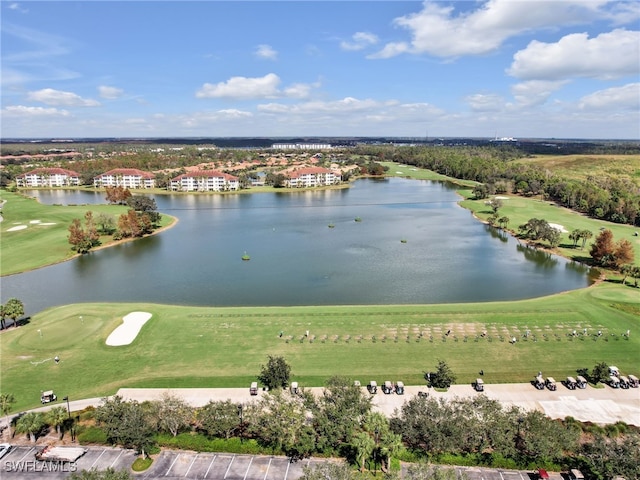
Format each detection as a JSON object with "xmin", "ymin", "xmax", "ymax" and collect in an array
[{"xmin": 1, "ymin": 1, "xmax": 639, "ymax": 139}]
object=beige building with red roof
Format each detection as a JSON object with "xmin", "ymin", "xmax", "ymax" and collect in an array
[
  {"xmin": 94, "ymin": 168, "xmax": 156, "ymax": 189},
  {"xmin": 16, "ymin": 168, "xmax": 81, "ymax": 187},
  {"xmin": 170, "ymin": 170, "xmax": 239, "ymax": 192},
  {"xmin": 284, "ymin": 167, "xmax": 341, "ymax": 188}
]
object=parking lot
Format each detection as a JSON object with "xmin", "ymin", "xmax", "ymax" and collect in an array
[{"xmin": 0, "ymin": 444, "xmax": 563, "ymax": 480}]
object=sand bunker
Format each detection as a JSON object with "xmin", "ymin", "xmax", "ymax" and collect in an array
[
  {"xmin": 29, "ymin": 220, "xmax": 42, "ymax": 224},
  {"xmin": 106, "ymin": 312, "xmax": 152, "ymax": 346},
  {"xmin": 39, "ymin": 222, "xmax": 57, "ymax": 226},
  {"xmin": 7, "ymin": 225, "xmax": 27, "ymax": 231},
  {"xmin": 548, "ymin": 223, "xmax": 568, "ymax": 233}
]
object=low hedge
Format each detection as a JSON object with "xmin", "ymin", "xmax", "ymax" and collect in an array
[{"xmin": 156, "ymin": 433, "xmax": 266, "ymax": 455}]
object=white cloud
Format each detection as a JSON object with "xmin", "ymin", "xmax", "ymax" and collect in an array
[
  {"xmin": 372, "ymin": 0, "xmax": 617, "ymax": 58},
  {"xmin": 578, "ymin": 83, "xmax": 640, "ymax": 111},
  {"xmin": 98, "ymin": 85, "xmax": 124, "ymax": 99},
  {"xmin": 510, "ymin": 80, "xmax": 568, "ymax": 107},
  {"xmin": 340, "ymin": 32, "xmax": 379, "ymax": 51},
  {"xmin": 196, "ymin": 73, "xmax": 281, "ymax": 99},
  {"xmin": 2, "ymin": 105, "xmax": 70, "ymax": 117},
  {"xmin": 367, "ymin": 42, "xmax": 409, "ymax": 59},
  {"xmin": 465, "ymin": 93, "xmax": 505, "ymax": 112},
  {"xmin": 255, "ymin": 44, "xmax": 278, "ymax": 60},
  {"xmin": 196, "ymin": 73, "xmax": 317, "ymax": 100},
  {"xmin": 27, "ymin": 88, "xmax": 100, "ymax": 107},
  {"xmin": 8, "ymin": 3, "xmax": 28, "ymax": 13},
  {"xmin": 508, "ymin": 29, "xmax": 640, "ymax": 80}
]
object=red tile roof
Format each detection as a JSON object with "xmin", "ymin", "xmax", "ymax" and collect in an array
[
  {"xmin": 18, "ymin": 167, "xmax": 80, "ymax": 177},
  {"xmin": 96, "ymin": 168, "xmax": 155, "ymax": 179},
  {"xmin": 171, "ymin": 170, "xmax": 239, "ymax": 182},
  {"xmin": 287, "ymin": 167, "xmax": 334, "ymax": 178}
]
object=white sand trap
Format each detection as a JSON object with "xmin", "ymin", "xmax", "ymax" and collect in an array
[
  {"xmin": 548, "ymin": 223, "xmax": 568, "ymax": 233},
  {"xmin": 29, "ymin": 220, "xmax": 42, "ymax": 224},
  {"xmin": 106, "ymin": 312, "xmax": 152, "ymax": 346},
  {"xmin": 39, "ymin": 222, "xmax": 57, "ymax": 226},
  {"xmin": 7, "ymin": 225, "xmax": 27, "ymax": 231}
]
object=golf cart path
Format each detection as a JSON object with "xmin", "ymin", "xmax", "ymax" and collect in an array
[{"xmin": 24, "ymin": 383, "xmax": 640, "ymax": 426}]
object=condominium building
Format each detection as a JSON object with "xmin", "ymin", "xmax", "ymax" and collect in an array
[
  {"xmin": 285, "ymin": 167, "xmax": 341, "ymax": 188},
  {"xmin": 94, "ymin": 168, "xmax": 156, "ymax": 189},
  {"xmin": 16, "ymin": 168, "xmax": 81, "ymax": 187},
  {"xmin": 170, "ymin": 170, "xmax": 239, "ymax": 192}
]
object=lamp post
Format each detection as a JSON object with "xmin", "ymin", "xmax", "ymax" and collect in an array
[
  {"xmin": 237, "ymin": 404, "xmax": 244, "ymax": 443},
  {"xmin": 374, "ymin": 428, "xmax": 380, "ymax": 475},
  {"xmin": 63, "ymin": 396, "xmax": 75, "ymax": 442}
]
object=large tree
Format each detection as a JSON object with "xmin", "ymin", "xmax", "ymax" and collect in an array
[
  {"xmin": 95, "ymin": 396, "xmax": 155, "ymax": 457},
  {"xmin": 311, "ymin": 376, "xmax": 372, "ymax": 454},
  {"xmin": 4, "ymin": 298, "xmax": 24, "ymax": 328},
  {"xmin": 590, "ymin": 229, "xmax": 634, "ymax": 268},
  {"xmin": 46, "ymin": 406, "xmax": 69, "ymax": 438},
  {"xmin": 427, "ymin": 360, "xmax": 456, "ymax": 389},
  {"xmin": 105, "ymin": 186, "xmax": 132, "ymax": 205},
  {"xmin": 197, "ymin": 399, "xmax": 242, "ymax": 440},
  {"xmin": 257, "ymin": 355, "xmax": 292, "ymax": 390},
  {"xmin": 151, "ymin": 392, "xmax": 192, "ymax": 437}
]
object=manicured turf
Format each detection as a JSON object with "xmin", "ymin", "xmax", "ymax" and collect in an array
[
  {"xmin": 1, "ymin": 282, "xmax": 638, "ymax": 412},
  {"xmin": 0, "ymin": 190, "xmax": 176, "ymax": 275}
]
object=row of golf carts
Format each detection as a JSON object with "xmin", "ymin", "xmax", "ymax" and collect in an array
[
  {"xmin": 533, "ymin": 366, "xmax": 639, "ymax": 391},
  {"xmin": 364, "ymin": 380, "xmax": 405, "ymax": 395}
]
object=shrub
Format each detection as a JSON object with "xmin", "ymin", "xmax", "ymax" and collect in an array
[
  {"xmin": 132, "ymin": 456, "xmax": 153, "ymax": 471},
  {"xmin": 77, "ymin": 425, "xmax": 108, "ymax": 445}
]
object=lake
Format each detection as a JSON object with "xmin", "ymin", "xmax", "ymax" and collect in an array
[{"xmin": 1, "ymin": 178, "xmax": 593, "ymax": 315}]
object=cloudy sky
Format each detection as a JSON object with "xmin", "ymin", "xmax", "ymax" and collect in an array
[{"xmin": 1, "ymin": 1, "xmax": 639, "ymax": 139}]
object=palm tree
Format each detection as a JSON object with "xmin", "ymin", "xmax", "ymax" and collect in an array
[
  {"xmin": 379, "ymin": 430, "xmax": 403, "ymax": 472},
  {"xmin": 351, "ymin": 431, "xmax": 375, "ymax": 472},
  {"xmin": 15, "ymin": 412, "xmax": 45, "ymax": 443},
  {"xmin": 47, "ymin": 406, "xmax": 68, "ymax": 438},
  {"xmin": 0, "ymin": 393, "xmax": 15, "ymax": 428}
]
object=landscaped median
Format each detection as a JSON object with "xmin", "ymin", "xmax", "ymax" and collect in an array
[{"xmin": 1, "ymin": 281, "xmax": 638, "ymax": 412}]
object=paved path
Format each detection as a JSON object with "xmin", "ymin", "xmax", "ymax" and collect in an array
[
  {"xmin": 18, "ymin": 382, "xmax": 640, "ymax": 427},
  {"xmin": 111, "ymin": 383, "xmax": 640, "ymax": 426}
]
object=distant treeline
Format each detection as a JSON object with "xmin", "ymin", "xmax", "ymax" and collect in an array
[{"xmin": 358, "ymin": 145, "xmax": 640, "ymax": 227}]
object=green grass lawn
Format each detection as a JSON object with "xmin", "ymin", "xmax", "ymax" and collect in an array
[
  {"xmin": 0, "ymin": 190, "xmax": 176, "ymax": 275},
  {"xmin": 1, "ymin": 282, "xmax": 638, "ymax": 412}
]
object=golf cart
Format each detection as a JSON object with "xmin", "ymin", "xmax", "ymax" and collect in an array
[
  {"xmin": 474, "ymin": 378, "xmax": 484, "ymax": 392},
  {"xmin": 609, "ymin": 375, "xmax": 620, "ymax": 388},
  {"xmin": 290, "ymin": 381, "xmax": 299, "ymax": 394},
  {"xmin": 40, "ymin": 390, "xmax": 57, "ymax": 404},
  {"xmin": 367, "ymin": 380, "xmax": 378, "ymax": 394},
  {"xmin": 250, "ymin": 382, "xmax": 258, "ymax": 395},
  {"xmin": 618, "ymin": 376, "xmax": 630, "ymax": 389},
  {"xmin": 534, "ymin": 375, "xmax": 545, "ymax": 390},
  {"xmin": 609, "ymin": 366, "xmax": 620, "ymax": 377},
  {"xmin": 565, "ymin": 376, "xmax": 577, "ymax": 390},
  {"xmin": 395, "ymin": 381, "xmax": 405, "ymax": 394},
  {"xmin": 383, "ymin": 381, "xmax": 394, "ymax": 394},
  {"xmin": 628, "ymin": 374, "xmax": 639, "ymax": 388},
  {"xmin": 545, "ymin": 377, "xmax": 557, "ymax": 391},
  {"xmin": 576, "ymin": 375, "xmax": 588, "ymax": 389}
]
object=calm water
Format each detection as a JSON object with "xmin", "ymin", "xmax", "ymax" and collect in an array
[{"xmin": 2, "ymin": 178, "xmax": 593, "ymax": 315}]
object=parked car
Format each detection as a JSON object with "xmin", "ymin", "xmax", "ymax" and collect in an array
[
  {"xmin": 367, "ymin": 381, "xmax": 377, "ymax": 394},
  {"xmin": 40, "ymin": 390, "xmax": 57, "ymax": 404},
  {"xmin": 0, "ymin": 443, "xmax": 11, "ymax": 460},
  {"xmin": 570, "ymin": 468, "xmax": 585, "ymax": 479},
  {"xmin": 395, "ymin": 381, "xmax": 405, "ymax": 394}
]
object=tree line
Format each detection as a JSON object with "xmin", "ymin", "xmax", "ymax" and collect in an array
[{"xmin": 362, "ymin": 145, "xmax": 640, "ymax": 227}]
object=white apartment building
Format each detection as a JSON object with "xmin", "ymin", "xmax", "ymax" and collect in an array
[
  {"xmin": 94, "ymin": 168, "xmax": 156, "ymax": 189},
  {"xmin": 170, "ymin": 170, "xmax": 239, "ymax": 192},
  {"xmin": 16, "ymin": 168, "xmax": 81, "ymax": 187},
  {"xmin": 271, "ymin": 143, "xmax": 332, "ymax": 150},
  {"xmin": 285, "ymin": 167, "xmax": 340, "ymax": 188}
]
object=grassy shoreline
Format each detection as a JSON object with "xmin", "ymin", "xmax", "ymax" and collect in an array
[{"xmin": 1, "ymin": 281, "xmax": 638, "ymax": 412}]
